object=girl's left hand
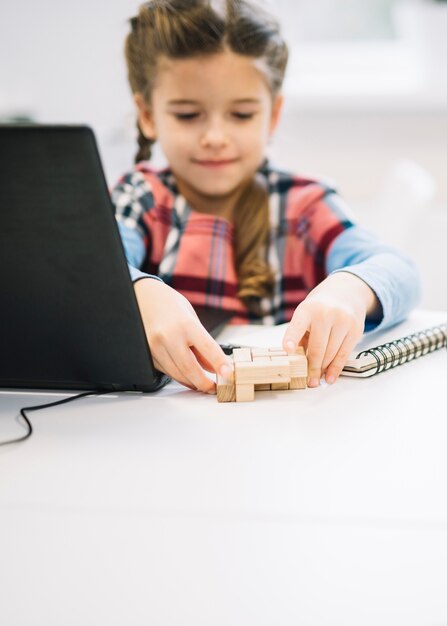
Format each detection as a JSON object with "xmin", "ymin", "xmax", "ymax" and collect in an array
[{"xmin": 282, "ymin": 272, "xmax": 380, "ymax": 387}]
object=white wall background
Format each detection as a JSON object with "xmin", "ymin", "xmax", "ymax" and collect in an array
[
  {"xmin": 1, "ymin": 0, "xmax": 446, "ymax": 309},
  {"xmin": 0, "ymin": 0, "xmax": 139, "ymax": 181}
]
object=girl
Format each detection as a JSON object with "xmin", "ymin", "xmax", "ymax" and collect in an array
[{"xmin": 112, "ymin": 0, "xmax": 421, "ymax": 393}]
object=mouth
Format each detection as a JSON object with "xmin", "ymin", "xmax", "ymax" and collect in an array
[{"xmin": 192, "ymin": 158, "xmax": 238, "ymax": 168}]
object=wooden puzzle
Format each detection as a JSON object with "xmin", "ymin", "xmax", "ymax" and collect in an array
[{"xmin": 217, "ymin": 347, "xmax": 308, "ymax": 402}]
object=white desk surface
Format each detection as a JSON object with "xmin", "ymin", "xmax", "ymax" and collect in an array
[{"xmin": 1, "ymin": 310, "xmax": 447, "ymax": 626}]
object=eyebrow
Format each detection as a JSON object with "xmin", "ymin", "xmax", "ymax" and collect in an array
[
  {"xmin": 167, "ymin": 100, "xmax": 199, "ymax": 105},
  {"xmin": 232, "ymin": 98, "xmax": 262, "ymax": 104},
  {"xmin": 167, "ymin": 98, "xmax": 261, "ymax": 105}
]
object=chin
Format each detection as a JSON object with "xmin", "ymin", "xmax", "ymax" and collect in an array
[{"xmin": 198, "ymin": 184, "xmax": 240, "ymax": 199}]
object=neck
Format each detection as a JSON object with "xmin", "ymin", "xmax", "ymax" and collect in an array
[{"xmin": 174, "ymin": 176, "xmax": 247, "ymax": 223}]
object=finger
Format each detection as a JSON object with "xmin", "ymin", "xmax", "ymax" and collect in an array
[
  {"xmin": 190, "ymin": 327, "xmax": 234, "ymax": 381},
  {"xmin": 282, "ymin": 307, "xmax": 311, "ymax": 353},
  {"xmin": 190, "ymin": 346, "xmax": 214, "ymax": 373},
  {"xmin": 306, "ymin": 318, "xmax": 332, "ymax": 387},
  {"xmin": 152, "ymin": 346, "xmax": 198, "ymax": 391},
  {"xmin": 321, "ymin": 323, "xmax": 350, "ymax": 372},
  {"xmin": 324, "ymin": 330, "xmax": 360, "ymax": 384},
  {"xmin": 165, "ymin": 342, "xmax": 219, "ymax": 394},
  {"xmin": 299, "ymin": 331, "xmax": 309, "ymax": 352}
]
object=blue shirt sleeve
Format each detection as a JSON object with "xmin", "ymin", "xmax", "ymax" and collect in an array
[
  {"xmin": 326, "ymin": 225, "xmax": 422, "ymax": 332},
  {"xmin": 117, "ymin": 220, "xmax": 162, "ymax": 284},
  {"xmin": 117, "ymin": 220, "xmax": 146, "ymax": 267}
]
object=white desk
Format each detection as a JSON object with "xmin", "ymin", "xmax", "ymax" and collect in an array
[{"xmin": 1, "ymin": 311, "xmax": 447, "ymax": 625}]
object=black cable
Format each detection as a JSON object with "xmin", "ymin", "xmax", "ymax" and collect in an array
[{"xmin": 0, "ymin": 390, "xmax": 113, "ymax": 447}]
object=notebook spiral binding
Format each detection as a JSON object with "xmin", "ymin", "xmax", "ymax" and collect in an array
[{"xmin": 356, "ymin": 324, "xmax": 447, "ymax": 376}]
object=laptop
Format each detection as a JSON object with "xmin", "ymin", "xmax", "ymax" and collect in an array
[{"xmin": 0, "ymin": 124, "xmax": 230, "ymax": 392}]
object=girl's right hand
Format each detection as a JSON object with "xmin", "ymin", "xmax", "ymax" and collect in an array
[{"xmin": 134, "ymin": 278, "xmax": 233, "ymax": 393}]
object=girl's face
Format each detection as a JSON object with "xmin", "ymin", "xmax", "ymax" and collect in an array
[{"xmin": 135, "ymin": 49, "xmax": 283, "ymax": 205}]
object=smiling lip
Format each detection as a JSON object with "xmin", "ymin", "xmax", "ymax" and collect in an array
[{"xmin": 193, "ymin": 158, "xmax": 238, "ymax": 168}]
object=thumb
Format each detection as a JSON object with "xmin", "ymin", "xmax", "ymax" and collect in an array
[
  {"xmin": 282, "ymin": 306, "xmax": 311, "ymax": 353},
  {"xmin": 193, "ymin": 329, "xmax": 234, "ymax": 380}
]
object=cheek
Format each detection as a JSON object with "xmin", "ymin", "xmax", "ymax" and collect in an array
[
  {"xmin": 260, "ymin": 113, "xmax": 274, "ymax": 139},
  {"xmin": 158, "ymin": 124, "xmax": 194, "ymax": 158},
  {"xmin": 240, "ymin": 123, "xmax": 270, "ymax": 155}
]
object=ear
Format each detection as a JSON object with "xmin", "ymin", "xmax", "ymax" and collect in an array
[
  {"xmin": 269, "ymin": 93, "xmax": 284, "ymax": 136},
  {"xmin": 134, "ymin": 93, "xmax": 156, "ymax": 140}
]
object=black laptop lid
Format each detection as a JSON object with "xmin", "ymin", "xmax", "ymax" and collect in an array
[{"xmin": 0, "ymin": 124, "xmax": 165, "ymax": 392}]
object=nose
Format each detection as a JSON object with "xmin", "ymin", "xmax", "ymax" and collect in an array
[{"xmin": 199, "ymin": 117, "xmax": 229, "ymax": 149}]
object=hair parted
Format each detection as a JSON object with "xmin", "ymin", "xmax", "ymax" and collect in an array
[{"xmin": 125, "ymin": 0, "xmax": 289, "ymax": 312}]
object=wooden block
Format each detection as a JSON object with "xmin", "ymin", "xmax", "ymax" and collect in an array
[
  {"xmin": 289, "ymin": 377, "xmax": 307, "ymax": 390},
  {"xmin": 287, "ymin": 348, "xmax": 307, "ymax": 388},
  {"xmin": 288, "ymin": 351, "xmax": 307, "ymax": 366},
  {"xmin": 235, "ymin": 360, "xmax": 290, "ymax": 385},
  {"xmin": 251, "ymin": 348, "xmax": 272, "ymax": 357},
  {"xmin": 252, "ymin": 353, "xmax": 273, "ymax": 361},
  {"xmin": 217, "ymin": 379, "xmax": 236, "ymax": 401},
  {"xmin": 288, "ymin": 357, "xmax": 307, "ymax": 378},
  {"xmin": 235, "ymin": 383, "xmax": 255, "ymax": 402},
  {"xmin": 232, "ymin": 348, "xmax": 252, "ymax": 363},
  {"xmin": 216, "ymin": 369, "xmax": 236, "ymax": 402},
  {"xmin": 217, "ymin": 345, "xmax": 309, "ymax": 402},
  {"xmin": 266, "ymin": 356, "xmax": 294, "ymax": 368},
  {"xmin": 268, "ymin": 348, "xmax": 288, "ymax": 356},
  {"xmin": 270, "ymin": 353, "xmax": 296, "ymax": 391},
  {"xmin": 250, "ymin": 357, "xmax": 272, "ymax": 364},
  {"xmin": 271, "ymin": 382, "xmax": 289, "ymax": 390}
]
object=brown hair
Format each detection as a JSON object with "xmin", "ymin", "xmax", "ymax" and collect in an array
[{"xmin": 125, "ymin": 0, "xmax": 288, "ymax": 312}]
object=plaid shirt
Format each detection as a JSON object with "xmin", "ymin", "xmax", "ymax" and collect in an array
[{"xmin": 112, "ymin": 162, "xmax": 365, "ymax": 324}]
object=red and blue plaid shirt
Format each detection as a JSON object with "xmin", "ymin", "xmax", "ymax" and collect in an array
[{"xmin": 112, "ymin": 161, "xmax": 420, "ymax": 327}]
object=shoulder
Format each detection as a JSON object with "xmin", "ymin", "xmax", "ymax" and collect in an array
[
  {"xmin": 261, "ymin": 163, "xmax": 354, "ymax": 225},
  {"xmin": 261, "ymin": 162, "xmax": 336, "ymax": 208},
  {"xmin": 111, "ymin": 163, "xmax": 176, "ymax": 214}
]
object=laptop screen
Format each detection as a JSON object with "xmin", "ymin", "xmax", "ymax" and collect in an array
[{"xmin": 0, "ymin": 125, "xmax": 166, "ymax": 392}]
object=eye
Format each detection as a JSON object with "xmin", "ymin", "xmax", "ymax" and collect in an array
[
  {"xmin": 232, "ymin": 112, "xmax": 256, "ymax": 120},
  {"xmin": 173, "ymin": 112, "xmax": 199, "ymax": 121}
]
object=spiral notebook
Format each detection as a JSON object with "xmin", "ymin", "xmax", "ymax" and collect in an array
[
  {"xmin": 341, "ymin": 321, "xmax": 447, "ymax": 377},
  {"xmin": 217, "ymin": 310, "xmax": 447, "ymax": 379}
]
